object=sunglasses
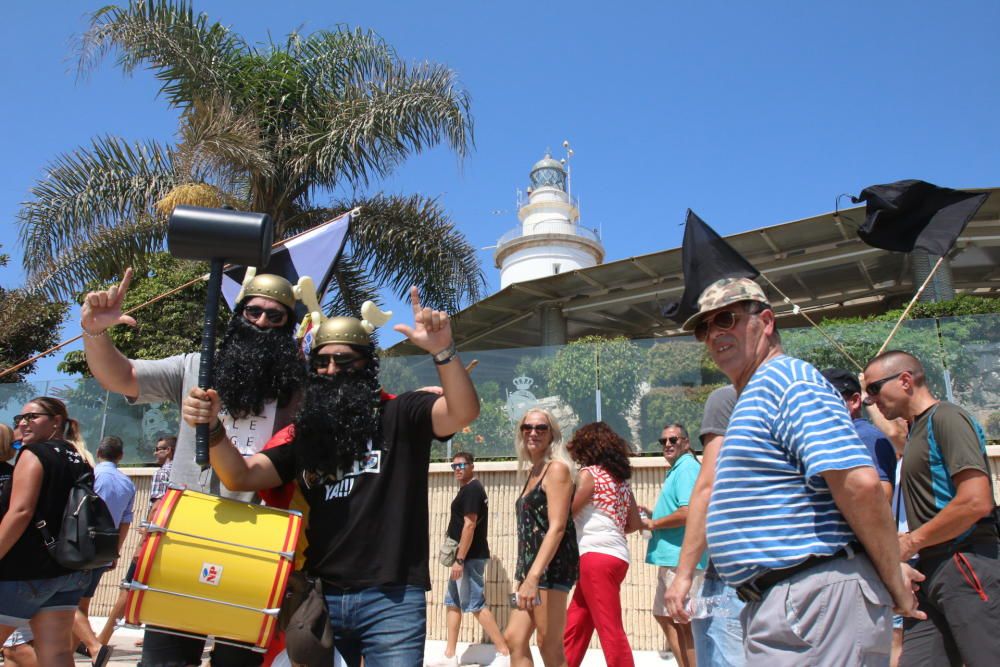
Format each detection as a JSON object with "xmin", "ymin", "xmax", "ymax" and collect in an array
[
  {"xmin": 520, "ymin": 423, "xmax": 550, "ymax": 434},
  {"xmin": 311, "ymin": 352, "xmax": 367, "ymax": 371},
  {"xmin": 865, "ymin": 371, "xmax": 908, "ymax": 398},
  {"xmin": 12, "ymin": 412, "xmax": 52, "ymax": 427},
  {"xmin": 243, "ymin": 305, "xmax": 287, "ymax": 324},
  {"xmin": 658, "ymin": 436, "xmax": 685, "ymax": 446},
  {"xmin": 451, "ymin": 462, "xmax": 469, "ymax": 470},
  {"xmin": 694, "ymin": 309, "xmax": 744, "ymax": 342},
  {"xmin": 154, "ymin": 446, "xmax": 172, "ymax": 452}
]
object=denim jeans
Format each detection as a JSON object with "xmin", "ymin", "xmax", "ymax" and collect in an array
[
  {"xmin": 325, "ymin": 584, "xmax": 426, "ymax": 667},
  {"xmin": 691, "ymin": 574, "xmax": 745, "ymax": 667}
]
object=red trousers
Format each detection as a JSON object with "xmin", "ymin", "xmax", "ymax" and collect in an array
[{"xmin": 563, "ymin": 551, "xmax": 635, "ymax": 667}]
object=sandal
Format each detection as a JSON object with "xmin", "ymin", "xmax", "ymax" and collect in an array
[{"xmin": 92, "ymin": 645, "xmax": 114, "ymax": 667}]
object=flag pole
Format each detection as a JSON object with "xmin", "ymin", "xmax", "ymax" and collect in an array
[
  {"xmin": 756, "ymin": 273, "xmax": 866, "ymax": 371},
  {"xmin": 0, "ymin": 208, "xmax": 361, "ymax": 379},
  {"xmin": 875, "ymin": 254, "xmax": 946, "ymax": 357}
]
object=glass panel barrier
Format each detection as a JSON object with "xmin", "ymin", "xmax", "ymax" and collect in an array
[{"xmin": 3, "ymin": 313, "xmax": 998, "ymax": 463}]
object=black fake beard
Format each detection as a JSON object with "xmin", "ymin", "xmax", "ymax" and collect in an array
[
  {"xmin": 292, "ymin": 364, "xmax": 382, "ymax": 481},
  {"xmin": 214, "ymin": 313, "xmax": 304, "ymax": 419}
]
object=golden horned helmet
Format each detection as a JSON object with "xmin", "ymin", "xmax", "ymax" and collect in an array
[
  {"xmin": 235, "ymin": 268, "xmax": 296, "ymax": 311},
  {"xmin": 294, "ymin": 276, "xmax": 392, "ymax": 350}
]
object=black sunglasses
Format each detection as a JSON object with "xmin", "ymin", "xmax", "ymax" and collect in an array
[
  {"xmin": 311, "ymin": 352, "xmax": 367, "ymax": 371},
  {"xmin": 243, "ymin": 305, "xmax": 287, "ymax": 324},
  {"xmin": 694, "ymin": 310, "xmax": 743, "ymax": 342},
  {"xmin": 658, "ymin": 436, "xmax": 685, "ymax": 446},
  {"xmin": 12, "ymin": 412, "xmax": 53, "ymax": 427},
  {"xmin": 865, "ymin": 371, "xmax": 908, "ymax": 397},
  {"xmin": 520, "ymin": 423, "xmax": 550, "ymax": 433},
  {"xmin": 451, "ymin": 462, "xmax": 469, "ymax": 470}
]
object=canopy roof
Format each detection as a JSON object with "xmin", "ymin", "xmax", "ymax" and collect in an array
[{"xmin": 392, "ymin": 188, "xmax": 1000, "ymax": 354}]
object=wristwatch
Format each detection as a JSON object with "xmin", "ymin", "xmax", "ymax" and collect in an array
[
  {"xmin": 455, "ymin": 558, "xmax": 465, "ymax": 565},
  {"xmin": 432, "ymin": 341, "xmax": 458, "ymax": 365}
]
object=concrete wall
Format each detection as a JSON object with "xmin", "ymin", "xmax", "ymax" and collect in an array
[{"xmin": 100, "ymin": 448, "xmax": 1000, "ymax": 651}]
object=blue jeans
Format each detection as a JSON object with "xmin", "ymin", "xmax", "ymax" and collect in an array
[
  {"xmin": 325, "ymin": 585, "xmax": 426, "ymax": 667},
  {"xmin": 444, "ymin": 558, "xmax": 488, "ymax": 612},
  {"xmin": 0, "ymin": 570, "xmax": 91, "ymax": 625},
  {"xmin": 691, "ymin": 574, "xmax": 745, "ymax": 667}
]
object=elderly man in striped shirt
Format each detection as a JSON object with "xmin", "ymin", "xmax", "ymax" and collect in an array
[{"xmin": 681, "ymin": 277, "xmax": 924, "ymax": 666}]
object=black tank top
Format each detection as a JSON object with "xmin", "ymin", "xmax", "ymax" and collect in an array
[
  {"xmin": 0, "ymin": 440, "xmax": 92, "ymax": 580},
  {"xmin": 514, "ymin": 463, "xmax": 579, "ymax": 587}
]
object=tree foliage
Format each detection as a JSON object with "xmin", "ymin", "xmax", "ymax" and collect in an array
[
  {"xmin": 19, "ymin": 0, "xmax": 483, "ymax": 315},
  {"xmin": 548, "ymin": 335, "xmax": 646, "ymax": 438},
  {"xmin": 58, "ymin": 253, "xmax": 230, "ymax": 375},
  {"xmin": 0, "ymin": 245, "xmax": 69, "ymax": 383}
]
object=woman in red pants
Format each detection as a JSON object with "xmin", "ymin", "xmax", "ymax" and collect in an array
[{"xmin": 562, "ymin": 422, "xmax": 643, "ymax": 667}]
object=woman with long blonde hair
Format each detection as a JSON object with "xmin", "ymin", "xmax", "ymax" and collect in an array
[{"xmin": 505, "ymin": 409, "xmax": 579, "ymax": 667}]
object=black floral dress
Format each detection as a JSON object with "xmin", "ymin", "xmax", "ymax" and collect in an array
[{"xmin": 514, "ymin": 463, "xmax": 579, "ymax": 589}]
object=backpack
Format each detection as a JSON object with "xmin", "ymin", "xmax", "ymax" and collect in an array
[{"xmin": 35, "ymin": 471, "xmax": 119, "ymax": 570}]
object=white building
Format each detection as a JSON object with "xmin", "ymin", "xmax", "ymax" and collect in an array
[{"xmin": 495, "ymin": 153, "xmax": 604, "ymax": 290}]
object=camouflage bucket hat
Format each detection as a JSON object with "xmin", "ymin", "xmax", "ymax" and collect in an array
[{"xmin": 681, "ymin": 277, "xmax": 769, "ymax": 331}]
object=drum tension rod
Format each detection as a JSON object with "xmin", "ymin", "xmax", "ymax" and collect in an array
[{"xmin": 142, "ymin": 522, "xmax": 295, "ymax": 561}]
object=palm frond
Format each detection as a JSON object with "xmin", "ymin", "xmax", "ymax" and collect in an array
[
  {"xmin": 22, "ymin": 215, "xmax": 166, "ymax": 301},
  {"xmin": 291, "ymin": 60, "xmax": 474, "ymax": 190},
  {"xmin": 344, "ymin": 194, "xmax": 485, "ymax": 313},
  {"xmin": 174, "ymin": 95, "xmax": 274, "ymax": 191},
  {"xmin": 79, "ymin": 0, "xmax": 245, "ymax": 108},
  {"xmin": 293, "ymin": 27, "xmax": 397, "ymax": 93},
  {"xmin": 322, "ymin": 251, "xmax": 379, "ymax": 317},
  {"xmin": 18, "ymin": 135, "xmax": 176, "ymax": 283}
]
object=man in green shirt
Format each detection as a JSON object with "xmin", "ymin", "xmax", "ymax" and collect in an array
[{"xmin": 864, "ymin": 349, "xmax": 999, "ymax": 667}]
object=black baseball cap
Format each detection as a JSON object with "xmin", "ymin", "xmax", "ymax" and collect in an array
[{"xmin": 821, "ymin": 368, "xmax": 861, "ymax": 396}]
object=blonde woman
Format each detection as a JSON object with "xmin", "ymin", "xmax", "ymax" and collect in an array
[
  {"xmin": 505, "ymin": 409, "xmax": 579, "ymax": 667},
  {"xmin": 0, "ymin": 397, "xmax": 96, "ymax": 666}
]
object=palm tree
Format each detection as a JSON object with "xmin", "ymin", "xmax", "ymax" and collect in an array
[{"xmin": 18, "ymin": 0, "xmax": 483, "ymax": 315}]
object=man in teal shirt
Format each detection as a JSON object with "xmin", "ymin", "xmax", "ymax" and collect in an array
[{"xmin": 641, "ymin": 423, "xmax": 707, "ymax": 667}]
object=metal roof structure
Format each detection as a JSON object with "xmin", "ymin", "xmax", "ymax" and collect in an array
[{"xmin": 392, "ymin": 188, "xmax": 1000, "ymax": 354}]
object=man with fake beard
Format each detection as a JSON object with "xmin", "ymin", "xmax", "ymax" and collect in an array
[
  {"xmin": 181, "ymin": 287, "xmax": 480, "ymax": 667},
  {"xmin": 81, "ymin": 267, "xmax": 304, "ymax": 667}
]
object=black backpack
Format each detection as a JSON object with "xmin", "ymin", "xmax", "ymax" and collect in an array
[{"xmin": 35, "ymin": 471, "xmax": 119, "ymax": 570}]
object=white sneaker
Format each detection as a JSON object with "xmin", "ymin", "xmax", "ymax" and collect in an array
[
  {"xmin": 484, "ymin": 654, "xmax": 511, "ymax": 667},
  {"xmin": 425, "ymin": 655, "xmax": 459, "ymax": 667}
]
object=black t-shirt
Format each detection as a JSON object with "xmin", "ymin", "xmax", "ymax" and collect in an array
[
  {"xmin": 0, "ymin": 440, "xmax": 92, "ymax": 580},
  {"xmin": 262, "ymin": 391, "xmax": 443, "ymax": 590},
  {"xmin": 446, "ymin": 479, "xmax": 490, "ymax": 560},
  {"xmin": 0, "ymin": 461, "xmax": 13, "ymax": 494}
]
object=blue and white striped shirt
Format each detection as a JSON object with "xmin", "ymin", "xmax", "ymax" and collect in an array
[{"xmin": 705, "ymin": 355, "xmax": 874, "ymax": 586}]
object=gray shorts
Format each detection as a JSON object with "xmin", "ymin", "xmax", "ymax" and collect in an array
[{"xmin": 741, "ymin": 552, "xmax": 892, "ymax": 666}]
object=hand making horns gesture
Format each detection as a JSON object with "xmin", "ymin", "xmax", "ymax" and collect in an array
[
  {"xmin": 392, "ymin": 286, "xmax": 454, "ymax": 355},
  {"xmin": 81, "ymin": 267, "xmax": 137, "ymax": 335}
]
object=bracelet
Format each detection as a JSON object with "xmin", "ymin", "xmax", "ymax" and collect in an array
[
  {"xmin": 432, "ymin": 341, "xmax": 458, "ymax": 365},
  {"xmin": 82, "ymin": 329, "xmax": 107, "ymax": 339},
  {"xmin": 208, "ymin": 419, "xmax": 227, "ymax": 446}
]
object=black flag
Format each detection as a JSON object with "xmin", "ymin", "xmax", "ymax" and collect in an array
[
  {"xmin": 853, "ymin": 180, "xmax": 987, "ymax": 256},
  {"xmin": 663, "ymin": 209, "xmax": 760, "ymax": 323}
]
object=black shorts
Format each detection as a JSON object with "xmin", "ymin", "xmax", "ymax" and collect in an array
[{"xmin": 139, "ymin": 627, "xmax": 263, "ymax": 667}]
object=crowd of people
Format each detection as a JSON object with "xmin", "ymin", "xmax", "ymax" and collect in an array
[{"xmin": 0, "ymin": 269, "xmax": 997, "ymax": 667}]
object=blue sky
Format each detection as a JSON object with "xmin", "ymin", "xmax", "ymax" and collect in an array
[{"xmin": 2, "ymin": 1, "xmax": 999, "ymax": 381}]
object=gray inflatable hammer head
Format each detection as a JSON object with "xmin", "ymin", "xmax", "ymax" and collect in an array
[{"xmin": 167, "ymin": 205, "xmax": 274, "ymax": 268}]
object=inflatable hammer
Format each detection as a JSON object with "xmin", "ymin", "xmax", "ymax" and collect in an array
[{"xmin": 167, "ymin": 205, "xmax": 274, "ymax": 466}]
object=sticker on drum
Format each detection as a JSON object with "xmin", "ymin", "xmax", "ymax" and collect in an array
[{"xmin": 200, "ymin": 563, "xmax": 224, "ymax": 586}]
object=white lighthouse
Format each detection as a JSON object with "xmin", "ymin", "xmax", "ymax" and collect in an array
[{"xmin": 495, "ymin": 150, "xmax": 604, "ymax": 289}]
